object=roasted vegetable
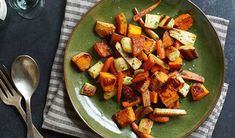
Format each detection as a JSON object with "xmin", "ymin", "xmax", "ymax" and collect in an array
[
  {"xmin": 133, "ymin": 0, "xmax": 161, "ymax": 21},
  {"xmin": 166, "ymin": 77, "xmax": 184, "ymax": 91},
  {"xmin": 167, "ymin": 100, "xmax": 180, "ymax": 109},
  {"xmin": 156, "ymin": 39, "xmax": 166, "ymax": 59},
  {"xmin": 150, "ymin": 91, "xmax": 158, "ymax": 104},
  {"xmin": 159, "ymin": 86, "xmax": 179, "ymax": 107},
  {"xmin": 121, "ymin": 37, "xmax": 132, "ymax": 53},
  {"xmin": 151, "ymin": 65, "xmax": 169, "ymax": 74},
  {"xmin": 159, "ymin": 15, "xmax": 175, "ymax": 30},
  {"xmin": 102, "ymin": 57, "xmax": 114, "ymax": 72},
  {"xmin": 190, "ymin": 83, "xmax": 209, "ymax": 101},
  {"xmin": 149, "ymin": 71, "xmax": 168, "ymax": 91},
  {"xmin": 115, "ymin": 42, "xmax": 142, "ymax": 70},
  {"xmin": 95, "ymin": 21, "xmax": 116, "ymax": 37},
  {"xmin": 133, "ymin": 8, "xmax": 160, "ymax": 40},
  {"xmin": 72, "ymin": 52, "xmax": 92, "ymax": 71},
  {"xmin": 149, "ymin": 113, "xmax": 169, "ymax": 123},
  {"xmin": 131, "ymin": 122, "xmax": 154, "ymax": 138},
  {"xmin": 81, "ymin": 83, "xmax": 96, "ymax": 96},
  {"xmin": 162, "ymin": 31, "xmax": 174, "ymax": 48},
  {"xmin": 104, "ymin": 87, "xmax": 117, "ymax": 100},
  {"xmin": 114, "ymin": 57, "xmax": 130, "ymax": 72},
  {"xmin": 122, "ymin": 97, "xmax": 142, "ymax": 108},
  {"xmin": 144, "ymin": 14, "xmax": 161, "ymax": 29},
  {"xmin": 134, "ymin": 69, "xmax": 145, "ymax": 75},
  {"xmin": 113, "ymin": 107, "xmax": 136, "ymax": 128},
  {"xmin": 93, "ymin": 42, "xmax": 112, "ymax": 58},
  {"xmin": 117, "ymin": 71, "xmax": 124, "ymax": 103},
  {"xmin": 116, "ymin": 12, "xmax": 128, "ymax": 35},
  {"xmin": 110, "ymin": 60, "xmax": 118, "ymax": 75},
  {"xmin": 138, "ymin": 118, "xmax": 154, "ymax": 134},
  {"xmin": 175, "ymin": 13, "xmax": 193, "ymax": 31},
  {"xmin": 123, "ymin": 76, "xmax": 133, "ymax": 85},
  {"xmin": 128, "ymin": 24, "xmax": 142, "ymax": 37},
  {"xmin": 166, "ymin": 46, "xmax": 180, "ymax": 61},
  {"xmin": 131, "ymin": 35, "xmax": 145, "ymax": 57},
  {"xmin": 142, "ymin": 90, "xmax": 151, "ymax": 107},
  {"xmin": 99, "ymin": 72, "xmax": 117, "ymax": 92},
  {"xmin": 169, "ymin": 28, "xmax": 197, "ymax": 45},
  {"xmin": 176, "ymin": 75, "xmax": 190, "ymax": 97},
  {"xmin": 135, "ymin": 106, "xmax": 153, "ymax": 120},
  {"xmin": 179, "ymin": 45, "xmax": 199, "ymax": 60},
  {"xmin": 144, "ymin": 37, "xmax": 156, "ymax": 55},
  {"xmin": 169, "ymin": 56, "xmax": 183, "ymax": 70},
  {"xmin": 135, "ymin": 79, "xmax": 151, "ymax": 93},
  {"xmin": 132, "ymin": 72, "xmax": 149, "ymax": 83},
  {"xmin": 88, "ymin": 61, "xmax": 104, "ymax": 79},
  {"xmin": 174, "ymin": 40, "xmax": 182, "ymax": 49},
  {"xmin": 153, "ymin": 108, "xmax": 187, "ymax": 116},
  {"xmin": 122, "ymin": 86, "xmax": 137, "ymax": 101},
  {"xmin": 111, "ymin": 33, "xmax": 125, "ymax": 43},
  {"xmin": 143, "ymin": 54, "xmax": 169, "ymax": 71},
  {"xmin": 180, "ymin": 70, "xmax": 205, "ymax": 83},
  {"xmin": 137, "ymin": 51, "xmax": 148, "ymax": 61}
]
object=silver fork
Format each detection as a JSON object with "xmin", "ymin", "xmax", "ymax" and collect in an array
[{"xmin": 0, "ymin": 65, "xmax": 43, "ymax": 138}]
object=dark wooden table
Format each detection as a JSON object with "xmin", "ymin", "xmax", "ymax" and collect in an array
[{"xmin": 0, "ymin": 0, "xmax": 234, "ymax": 137}]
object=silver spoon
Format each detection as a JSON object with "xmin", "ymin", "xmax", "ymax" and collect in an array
[{"xmin": 11, "ymin": 55, "xmax": 42, "ymax": 138}]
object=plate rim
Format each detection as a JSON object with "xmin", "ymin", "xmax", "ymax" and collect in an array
[{"xmin": 64, "ymin": 0, "xmax": 225, "ymax": 137}]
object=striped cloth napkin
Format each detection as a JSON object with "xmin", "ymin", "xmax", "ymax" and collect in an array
[{"xmin": 42, "ymin": 0, "xmax": 230, "ymax": 138}]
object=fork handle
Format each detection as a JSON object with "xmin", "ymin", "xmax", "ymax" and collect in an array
[{"xmin": 16, "ymin": 104, "xmax": 43, "ymax": 138}]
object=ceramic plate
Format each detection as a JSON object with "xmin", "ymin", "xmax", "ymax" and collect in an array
[{"xmin": 64, "ymin": 0, "xmax": 224, "ymax": 137}]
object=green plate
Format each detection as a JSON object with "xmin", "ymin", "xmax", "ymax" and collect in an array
[{"xmin": 64, "ymin": 0, "xmax": 224, "ymax": 137}]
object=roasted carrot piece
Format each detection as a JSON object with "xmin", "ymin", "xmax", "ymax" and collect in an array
[
  {"xmin": 175, "ymin": 13, "xmax": 193, "ymax": 31},
  {"xmin": 72, "ymin": 52, "xmax": 92, "ymax": 72},
  {"xmin": 156, "ymin": 39, "xmax": 166, "ymax": 59},
  {"xmin": 117, "ymin": 71, "xmax": 124, "ymax": 103},
  {"xmin": 162, "ymin": 31, "xmax": 174, "ymax": 48},
  {"xmin": 133, "ymin": 0, "xmax": 161, "ymax": 22},
  {"xmin": 116, "ymin": 12, "xmax": 128, "ymax": 35},
  {"xmin": 97, "ymin": 57, "xmax": 115, "ymax": 83},
  {"xmin": 180, "ymin": 70, "xmax": 205, "ymax": 83},
  {"xmin": 143, "ymin": 55, "xmax": 155, "ymax": 71},
  {"xmin": 190, "ymin": 83, "xmax": 209, "ymax": 101},
  {"xmin": 102, "ymin": 57, "xmax": 114, "ymax": 72},
  {"xmin": 111, "ymin": 33, "xmax": 125, "ymax": 43},
  {"xmin": 110, "ymin": 60, "xmax": 117, "ymax": 75},
  {"xmin": 122, "ymin": 97, "xmax": 142, "ymax": 108},
  {"xmin": 137, "ymin": 51, "xmax": 148, "ymax": 61},
  {"xmin": 148, "ymin": 113, "xmax": 169, "ymax": 123},
  {"xmin": 132, "ymin": 72, "xmax": 149, "ymax": 83}
]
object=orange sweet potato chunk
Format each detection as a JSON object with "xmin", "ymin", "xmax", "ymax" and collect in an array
[{"xmin": 72, "ymin": 52, "xmax": 92, "ymax": 72}]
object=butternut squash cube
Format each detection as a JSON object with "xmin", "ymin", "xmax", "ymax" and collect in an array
[
  {"xmin": 95, "ymin": 21, "xmax": 116, "ymax": 37},
  {"xmin": 72, "ymin": 52, "xmax": 92, "ymax": 72},
  {"xmin": 190, "ymin": 83, "xmax": 209, "ymax": 101},
  {"xmin": 113, "ymin": 107, "xmax": 136, "ymax": 128},
  {"xmin": 128, "ymin": 24, "xmax": 142, "ymax": 37},
  {"xmin": 99, "ymin": 72, "xmax": 117, "ymax": 92}
]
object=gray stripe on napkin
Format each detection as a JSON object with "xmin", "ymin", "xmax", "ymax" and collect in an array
[{"xmin": 42, "ymin": 0, "xmax": 229, "ymax": 137}]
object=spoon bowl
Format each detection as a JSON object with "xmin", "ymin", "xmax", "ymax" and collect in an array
[{"xmin": 11, "ymin": 55, "xmax": 40, "ymax": 98}]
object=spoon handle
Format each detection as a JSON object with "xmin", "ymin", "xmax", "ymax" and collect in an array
[
  {"xmin": 25, "ymin": 98, "xmax": 35, "ymax": 138},
  {"xmin": 15, "ymin": 104, "xmax": 43, "ymax": 138}
]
